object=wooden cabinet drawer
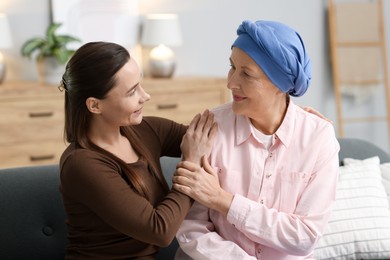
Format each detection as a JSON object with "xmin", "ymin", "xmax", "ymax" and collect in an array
[
  {"xmin": 0, "ymin": 141, "xmax": 67, "ymax": 168},
  {"xmin": 144, "ymin": 89, "xmax": 221, "ymax": 124},
  {"xmin": 0, "ymin": 122, "xmax": 63, "ymax": 144},
  {"xmin": 0, "ymin": 99, "xmax": 63, "ymax": 124},
  {"xmin": 0, "ymin": 96, "xmax": 64, "ymax": 144},
  {"xmin": 142, "ymin": 77, "xmax": 229, "ymax": 124}
]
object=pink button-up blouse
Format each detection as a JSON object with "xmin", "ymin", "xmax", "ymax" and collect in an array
[{"xmin": 176, "ymin": 101, "xmax": 340, "ymax": 260}]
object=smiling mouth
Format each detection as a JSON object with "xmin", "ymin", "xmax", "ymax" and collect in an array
[
  {"xmin": 233, "ymin": 95, "xmax": 246, "ymax": 102},
  {"xmin": 134, "ymin": 107, "xmax": 143, "ymax": 114}
]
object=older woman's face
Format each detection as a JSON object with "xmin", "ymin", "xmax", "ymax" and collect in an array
[{"xmin": 227, "ymin": 47, "xmax": 285, "ymax": 120}]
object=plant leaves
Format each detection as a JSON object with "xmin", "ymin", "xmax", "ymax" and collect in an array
[
  {"xmin": 56, "ymin": 35, "xmax": 80, "ymax": 47},
  {"xmin": 20, "ymin": 38, "xmax": 46, "ymax": 58},
  {"xmin": 46, "ymin": 23, "xmax": 62, "ymax": 47},
  {"xmin": 54, "ymin": 48, "xmax": 75, "ymax": 64},
  {"xmin": 20, "ymin": 22, "xmax": 80, "ymax": 63}
]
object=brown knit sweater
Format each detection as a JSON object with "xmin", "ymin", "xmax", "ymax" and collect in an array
[{"xmin": 59, "ymin": 117, "xmax": 191, "ymax": 259}]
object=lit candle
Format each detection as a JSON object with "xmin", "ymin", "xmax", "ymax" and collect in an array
[{"xmin": 149, "ymin": 44, "xmax": 174, "ymax": 61}]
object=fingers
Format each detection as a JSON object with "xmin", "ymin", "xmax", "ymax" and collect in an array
[
  {"xmin": 208, "ymin": 122, "xmax": 218, "ymax": 139},
  {"xmin": 302, "ymin": 106, "xmax": 334, "ymax": 124},
  {"xmin": 201, "ymin": 156, "xmax": 211, "ymax": 172},
  {"xmin": 173, "ymin": 167, "xmax": 193, "ymax": 180},
  {"xmin": 176, "ymin": 160, "xmax": 198, "ymax": 171},
  {"xmin": 172, "ymin": 183, "xmax": 192, "ymax": 196},
  {"xmin": 201, "ymin": 156, "xmax": 217, "ymax": 177},
  {"xmin": 172, "ymin": 166, "xmax": 196, "ymax": 193},
  {"xmin": 204, "ymin": 112, "xmax": 216, "ymax": 138},
  {"xmin": 180, "ymin": 109, "xmax": 217, "ymax": 164},
  {"xmin": 187, "ymin": 110, "xmax": 215, "ymax": 138},
  {"xmin": 194, "ymin": 110, "xmax": 211, "ymax": 136},
  {"xmin": 187, "ymin": 113, "xmax": 201, "ymax": 133}
]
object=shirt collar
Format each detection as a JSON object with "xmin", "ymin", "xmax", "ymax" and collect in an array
[
  {"xmin": 274, "ymin": 99, "xmax": 296, "ymax": 147},
  {"xmin": 234, "ymin": 99, "xmax": 297, "ymax": 147},
  {"xmin": 235, "ymin": 115, "xmax": 252, "ymax": 145}
]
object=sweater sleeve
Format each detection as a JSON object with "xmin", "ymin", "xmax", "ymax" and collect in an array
[
  {"xmin": 139, "ymin": 116, "xmax": 188, "ymax": 158},
  {"xmin": 61, "ymin": 149, "xmax": 193, "ymax": 248},
  {"xmin": 60, "ymin": 117, "xmax": 191, "ymax": 248}
]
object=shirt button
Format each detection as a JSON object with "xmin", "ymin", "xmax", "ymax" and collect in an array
[
  {"xmin": 260, "ymin": 199, "xmax": 264, "ymax": 204},
  {"xmin": 266, "ymin": 173, "xmax": 272, "ymax": 178},
  {"xmin": 269, "ymin": 152, "xmax": 273, "ymax": 158}
]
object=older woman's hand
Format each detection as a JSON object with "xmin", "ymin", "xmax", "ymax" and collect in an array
[
  {"xmin": 180, "ymin": 110, "xmax": 218, "ymax": 164},
  {"xmin": 173, "ymin": 156, "xmax": 233, "ymax": 216}
]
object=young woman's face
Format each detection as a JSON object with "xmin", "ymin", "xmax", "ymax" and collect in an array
[
  {"xmin": 227, "ymin": 47, "xmax": 285, "ymax": 120},
  {"xmin": 99, "ymin": 58, "xmax": 150, "ymax": 126}
]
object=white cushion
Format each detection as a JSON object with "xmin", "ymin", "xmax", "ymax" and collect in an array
[
  {"xmin": 344, "ymin": 156, "xmax": 390, "ymax": 207},
  {"xmin": 380, "ymin": 163, "xmax": 390, "ymax": 206},
  {"xmin": 314, "ymin": 156, "xmax": 390, "ymax": 259}
]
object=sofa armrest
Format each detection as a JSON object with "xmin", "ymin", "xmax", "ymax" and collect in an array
[
  {"xmin": 338, "ymin": 138, "xmax": 390, "ymax": 165},
  {"xmin": 160, "ymin": 156, "xmax": 181, "ymax": 188}
]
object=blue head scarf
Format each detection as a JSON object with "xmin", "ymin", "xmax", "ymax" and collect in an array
[{"xmin": 232, "ymin": 20, "xmax": 312, "ymax": 97}]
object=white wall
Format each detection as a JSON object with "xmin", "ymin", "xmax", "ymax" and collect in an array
[{"xmin": 2, "ymin": 0, "xmax": 390, "ymax": 153}]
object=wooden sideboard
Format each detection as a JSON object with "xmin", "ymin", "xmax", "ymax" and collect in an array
[
  {"xmin": 0, "ymin": 78, "xmax": 229, "ymax": 168},
  {"xmin": 142, "ymin": 77, "xmax": 229, "ymax": 124},
  {"xmin": 0, "ymin": 82, "xmax": 65, "ymax": 168}
]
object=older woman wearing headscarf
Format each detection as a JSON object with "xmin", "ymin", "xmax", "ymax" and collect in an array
[{"xmin": 173, "ymin": 20, "xmax": 340, "ymax": 259}]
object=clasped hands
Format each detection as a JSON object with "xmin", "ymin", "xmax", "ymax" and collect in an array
[{"xmin": 173, "ymin": 110, "xmax": 233, "ymax": 215}]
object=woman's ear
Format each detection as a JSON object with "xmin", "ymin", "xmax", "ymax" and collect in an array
[{"xmin": 86, "ymin": 97, "xmax": 101, "ymax": 114}]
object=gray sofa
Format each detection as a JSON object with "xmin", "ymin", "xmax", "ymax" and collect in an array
[{"xmin": 0, "ymin": 138, "xmax": 389, "ymax": 260}]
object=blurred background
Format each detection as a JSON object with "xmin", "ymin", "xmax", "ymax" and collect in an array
[{"xmin": 1, "ymin": 0, "xmax": 389, "ymax": 154}]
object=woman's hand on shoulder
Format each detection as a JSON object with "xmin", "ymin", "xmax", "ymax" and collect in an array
[
  {"xmin": 181, "ymin": 109, "xmax": 218, "ymax": 164},
  {"xmin": 301, "ymin": 106, "xmax": 333, "ymax": 124}
]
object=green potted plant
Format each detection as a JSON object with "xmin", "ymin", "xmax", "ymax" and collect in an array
[{"xmin": 21, "ymin": 22, "xmax": 80, "ymax": 85}]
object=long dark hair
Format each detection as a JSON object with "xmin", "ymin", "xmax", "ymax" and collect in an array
[{"xmin": 61, "ymin": 41, "xmax": 167, "ymax": 199}]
